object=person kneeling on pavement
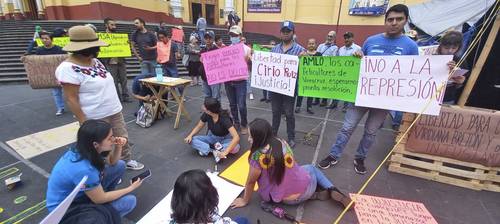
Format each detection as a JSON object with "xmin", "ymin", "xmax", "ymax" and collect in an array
[
  {"xmin": 46, "ymin": 120, "xmax": 143, "ymax": 220},
  {"xmin": 184, "ymin": 97, "xmax": 240, "ymax": 162}
]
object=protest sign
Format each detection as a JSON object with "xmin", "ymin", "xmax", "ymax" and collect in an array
[
  {"xmin": 407, "ymin": 106, "xmax": 500, "ymax": 167},
  {"xmin": 253, "ymin": 44, "xmax": 270, "ymax": 52},
  {"xmin": 171, "ymin": 28, "xmax": 184, "ymax": 43},
  {"xmin": 355, "ymin": 55, "xmax": 453, "ymax": 116},
  {"xmin": 418, "ymin": 45, "xmax": 439, "ymax": 55},
  {"xmin": 298, "ymin": 56, "xmax": 361, "ymax": 102},
  {"xmin": 36, "ymin": 33, "xmax": 132, "ymax": 58},
  {"xmin": 201, "ymin": 43, "xmax": 249, "ymax": 85},
  {"xmin": 23, "ymin": 54, "xmax": 68, "ymax": 89},
  {"xmin": 250, "ymin": 51, "xmax": 299, "ymax": 97},
  {"xmin": 351, "ymin": 194, "xmax": 438, "ymax": 224}
]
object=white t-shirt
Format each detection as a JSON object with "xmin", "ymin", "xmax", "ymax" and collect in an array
[{"xmin": 55, "ymin": 58, "xmax": 122, "ymax": 119}]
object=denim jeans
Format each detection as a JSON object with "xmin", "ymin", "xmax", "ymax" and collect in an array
[
  {"xmin": 329, "ymin": 103, "xmax": 387, "ymax": 159},
  {"xmin": 391, "ymin": 111, "xmax": 403, "ymax": 126},
  {"xmin": 52, "ymin": 87, "xmax": 64, "ymax": 111},
  {"xmin": 191, "ymin": 131, "xmax": 238, "ymax": 156},
  {"xmin": 225, "ymin": 80, "xmax": 248, "ymax": 127},
  {"xmin": 161, "ymin": 63, "xmax": 183, "ymax": 95},
  {"xmin": 283, "ymin": 165, "xmax": 334, "ymax": 205},
  {"xmin": 246, "ymin": 76, "xmax": 253, "ymax": 94},
  {"xmin": 102, "ymin": 160, "xmax": 137, "ymax": 217},
  {"xmin": 202, "ymin": 81, "xmax": 222, "ymax": 101},
  {"xmin": 270, "ymin": 92, "xmax": 295, "ymax": 141},
  {"xmin": 140, "ymin": 60, "xmax": 157, "ymax": 77}
]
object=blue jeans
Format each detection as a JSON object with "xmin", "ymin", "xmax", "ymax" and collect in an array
[
  {"xmin": 246, "ymin": 76, "xmax": 252, "ymax": 94},
  {"xmin": 202, "ymin": 81, "xmax": 222, "ymax": 101},
  {"xmin": 283, "ymin": 165, "xmax": 334, "ymax": 205},
  {"xmin": 162, "ymin": 63, "xmax": 183, "ymax": 95},
  {"xmin": 225, "ymin": 80, "xmax": 248, "ymax": 127},
  {"xmin": 102, "ymin": 160, "xmax": 137, "ymax": 217},
  {"xmin": 140, "ymin": 60, "xmax": 157, "ymax": 77},
  {"xmin": 191, "ymin": 131, "xmax": 238, "ymax": 156},
  {"xmin": 52, "ymin": 87, "xmax": 64, "ymax": 111},
  {"xmin": 329, "ymin": 103, "xmax": 387, "ymax": 160},
  {"xmin": 391, "ymin": 111, "xmax": 403, "ymax": 126},
  {"xmin": 233, "ymin": 217, "xmax": 249, "ymax": 224}
]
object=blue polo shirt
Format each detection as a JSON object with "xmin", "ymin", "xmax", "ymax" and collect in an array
[
  {"xmin": 46, "ymin": 148, "xmax": 102, "ymax": 212},
  {"xmin": 362, "ymin": 33, "xmax": 419, "ymax": 56}
]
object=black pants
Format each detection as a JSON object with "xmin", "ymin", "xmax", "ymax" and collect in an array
[
  {"xmin": 296, "ymin": 96, "xmax": 313, "ymax": 108},
  {"xmin": 271, "ymin": 92, "xmax": 295, "ymax": 141}
]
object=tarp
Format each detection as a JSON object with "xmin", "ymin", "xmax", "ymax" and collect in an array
[{"xmin": 409, "ymin": 0, "xmax": 495, "ymax": 36}]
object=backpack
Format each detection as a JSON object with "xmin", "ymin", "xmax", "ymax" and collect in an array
[{"xmin": 135, "ymin": 103, "xmax": 154, "ymax": 128}]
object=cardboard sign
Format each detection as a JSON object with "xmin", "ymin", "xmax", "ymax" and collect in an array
[
  {"xmin": 171, "ymin": 28, "xmax": 184, "ymax": 43},
  {"xmin": 23, "ymin": 54, "xmax": 68, "ymax": 89},
  {"xmin": 355, "ymin": 55, "xmax": 453, "ymax": 115},
  {"xmin": 36, "ymin": 33, "xmax": 132, "ymax": 58},
  {"xmin": 250, "ymin": 51, "xmax": 299, "ymax": 96},
  {"xmin": 298, "ymin": 56, "xmax": 361, "ymax": 102},
  {"xmin": 201, "ymin": 43, "xmax": 249, "ymax": 85},
  {"xmin": 418, "ymin": 45, "xmax": 439, "ymax": 56},
  {"xmin": 351, "ymin": 194, "xmax": 438, "ymax": 224},
  {"xmin": 406, "ymin": 106, "xmax": 500, "ymax": 167}
]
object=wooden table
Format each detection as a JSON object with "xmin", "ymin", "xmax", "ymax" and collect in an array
[{"xmin": 140, "ymin": 77, "xmax": 192, "ymax": 129}]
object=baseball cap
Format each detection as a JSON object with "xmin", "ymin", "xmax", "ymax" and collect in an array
[
  {"xmin": 229, "ymin": 26, "xmax": 242, "ymax": 35},
  {"xmin": 281, "ymin": 20, "xmax": 295, "ymax": 31},
  {"xmin": 204, "ymin": 30, "xmax": 215, "ymax": 39},
  {"xmin": 343, "ymin": 32, "xmax": 354, "ymax": 38}
]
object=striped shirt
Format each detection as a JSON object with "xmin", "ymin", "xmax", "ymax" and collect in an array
[
  {"xmin": 271, "ymin": 41, "xmax": 305, "ymax": 56},
  {"xmin": 316, "ymin": 43, "xmax": 338, "ymax": 56}
]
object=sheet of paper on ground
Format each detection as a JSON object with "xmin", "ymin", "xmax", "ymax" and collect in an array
[
  {"xmin": 41, "ymin": 176, "xmax": 87, "ymax": 224},
  {"xmin": 6, "ymin": 122, "xmax": 79, "ymax": 159},
  {"xmin": 351, "ymin": 194, "xmax": 438, "ymax": 224},
  {"xmin": 219, "ymin": 150, "xmax": 258, "ymax": 190},
  {"xmin": 355, "ymin": 55, "xmax": 452, "ymax": 115},
  {"xmin": 137, "ymin": 172, "xmax": 244, "ymax": 224},
  {"xmin": 201, "ymin": 43, "xmax": 248, "ymax": 85},
  {"xmin": 298, "ymin": 56, "xmax": 361, "ymax": 102},
  {"xmin": 251, "ymin": 51, "xmax": 299, "ymax": 96}
]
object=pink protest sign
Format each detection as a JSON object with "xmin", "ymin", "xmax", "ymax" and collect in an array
[
  {"xmin": 171, "ymin": 28, "xmax": 184, "ymax": 43},
  {"xmin": 351, "ymin": 194, "xmax": 438, "ymax": 224},
  {"xmin": 201, "ymin": 43, "xmax": 249, "ymax": 85}
]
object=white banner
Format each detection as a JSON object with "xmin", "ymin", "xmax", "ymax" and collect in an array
[
  {"xmin": 355, "ymin": 55, "xmax": 453, "ymax": 116},
  {"xmin": 251, "ymin": 51, "xmax": 299, "ymax": 97}
]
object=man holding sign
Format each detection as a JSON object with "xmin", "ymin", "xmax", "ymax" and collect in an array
[{"xmin": 318, "ymin": 4, "xmax": 419, "ymax": 174}]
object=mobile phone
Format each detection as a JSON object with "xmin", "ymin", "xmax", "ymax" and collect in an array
[{"xmin": 131, "ymin": 169, "xmax": 151, "ymax": 183}]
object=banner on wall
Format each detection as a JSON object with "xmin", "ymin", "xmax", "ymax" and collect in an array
[
  {"xmin": 248, "ymin": 0, "xmax": 282, "ymax": 13},
  {"xmin": 348, "ymin": 0, "xmax": 390, "ymax": 16}
]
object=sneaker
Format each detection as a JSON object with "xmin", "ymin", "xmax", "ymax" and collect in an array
[
  {"xmin": 354, "ymin": 158, "xmax": 367, "ymax": 174},
  {"xmin": 198, "ymin": 151, "xmax": 206, "ymax": 156},
  {"xmin": 56, "ymin": 109, "xmax": 64, "ymax": 116},
  {"xmin": 288, "ymin": 140, "xmax": 296, "ymax": 148},
  {"xmin": 329, "ymin": 187, "xmax": 353, "ymax": 209},
  {"xmin": 294, "ymin": 107, "xmax": 301, "ymax": 113},
  {"xmin": 126, "ymin": 160, "xmax": 145, "ymax": 170},
  {"xmin": 240, "ymin": 126, "xmax": 248, "ymax": 135},
  {"xmin": 260, "ymin": 98, "xmax": 267, "ymax": 102},
  {"xmin": 318, "ymin": 155, "xmax": 338, "ymax": 169},
  {"xmin": 249, "ymin": 93, "xmax": 254, "ymax": 100},
  {"xmin": 265, "ymin": 99, "xmax": 271, "ymax": 103}
]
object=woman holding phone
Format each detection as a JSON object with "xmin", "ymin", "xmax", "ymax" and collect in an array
[{"xmin": 46, "ymin": 120, "xmax": 143, "ymax": 217}]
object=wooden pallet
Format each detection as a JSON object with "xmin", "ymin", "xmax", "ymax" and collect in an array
[{"xmin": 483, "ymin": 167, "xmax": 500, "ymax": 192}]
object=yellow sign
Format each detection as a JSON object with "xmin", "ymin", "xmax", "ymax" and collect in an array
[{"xmin": 35, "ymin": 33, "xmax": 132, "ymax": 58}]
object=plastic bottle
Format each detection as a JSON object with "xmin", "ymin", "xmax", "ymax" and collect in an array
[{"xmin": 155, "ymin": 64, "xmax": 163, "ymax": 82}]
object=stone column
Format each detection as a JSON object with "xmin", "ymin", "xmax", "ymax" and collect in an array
[
  {"xmin": 35, "ymin": 0, "xmax": 44, "ymax": 19},
  {"xmin": 12, "ymin": 0, "xmax": 24, "ymax": 20},
  {"xmin": 170, "ymin": 0, "xmax": 183, "ymax": 18}
]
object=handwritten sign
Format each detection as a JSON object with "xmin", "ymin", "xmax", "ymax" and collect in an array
[
  {"xmin": 351, "ymin": 194, "xmax": 438, "ymax": 224},
  {"xmin": 419, "ymin": 45, "xmax": 439, "ymax": 56},
  {"xmin": 407, "ymin": 106, "xmax": 500, "ymax": 167},
  {"xmin": 201, "ymin": 43, "xmax": 248, "ymax": 85},
  {"xmin": 36, "ymin": 33, "xmax": 132, "ymax": 58},
  {"xmin": 250, "ymin": 51, "xmax": 299, "ymax": 96},
  {"xmin": 355, "ymin": 55, "xmax": 452, "ymax": 116},
  {"xmin": 171, "ymin": 28, "xmax": 184, "ymax": 43},
  {"xmin": 298, "ymin": 56, "xmax": 361, "ymax": 102}
]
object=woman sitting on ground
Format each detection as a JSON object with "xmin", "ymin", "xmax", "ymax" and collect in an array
[
  {"xmin": 170, "ymin": 169, "xmax": 248, "ymax": 224},
  {"xmin": 231, "ymin": 118, "xmax": 352, "ymax": 209},
  {"xmin": 184, "ymin": 97, "xmax": 240, "ymax": 162},
  {"xmin": 46, "ymin": 120, "xmax": 143, "ymax": 217}
]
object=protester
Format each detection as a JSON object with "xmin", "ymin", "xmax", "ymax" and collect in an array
[
  {"xmin": 131, "ymin": 17, "xmax": 158, "ymax": 77},
  {"xmin": 215, "ymin": 35, "xmax": 226, "ymax": 48},
  {"xmin": 196, "ymin": 16, "xmax": 207, "ymax": 47},
  {"xmin": 260, "ymin": 40, "xmax": 276, "ymax": 103},
  {"xmin": 184, "ymin": 98, "xmax": 240, "ymax": 162},
  {"xmin": 318, "ymin": 4, "xmax": 420, "ymax": 174},
  {"xmin": 172, "ymin": 26, "xmax": 185, "ymax": 59},
  {"xmin": 438, "ymin": 31, "xmax": 466, "ymax": 105},
  {"xmin": 270, "ymin": 21, "xmax": 306, "ymax": 148},
  {"xmin": 226, "ymin": 26, "xmax": 251, "ymax": 134},
  {"xmin": 46, "ymin": 120, "xmax": 142, "ymax": 217},
  {"xmin": 200, "ymin": 31, "xmax": 222, "ymax": 101},
  {"xmin": 295, "ymin": 39, "xmax": 318, "ymax": 115},
  {"xmin": 336, "ymin": 32, "xmax": 361, "ymax": 112},
  {"xmin": 231, "ymin": 118, "xmax": 351, "ymax": 209},
  {"xmin": 56, "ymin": 25, "xmax": 144, "ymax": 170},
  {"xmin": 102, "ymin": 18, "xmax": 130, "ymax": 103},
  {"xmin": 155, "ymin": 21, "xmax": 168, "ymax": 34},
  {"xmin": 314, "ymin": 31, "xmax": 339, "ymax": 107},
  {"xmin": 186, "ymin": 35, "xmax": 202, "ymax": 86},
  {"xmin": 171, "ymin": 169, "xmax": 249, "ymax": 224}
]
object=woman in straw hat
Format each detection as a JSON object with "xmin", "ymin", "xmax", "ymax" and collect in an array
[{"xmin": 55, "ymin": 25, "xmax": 144, "ymax": 170}]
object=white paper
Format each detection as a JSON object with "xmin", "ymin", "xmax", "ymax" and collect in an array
[
  {"xmin": 355, "ymin": 55, "xmax": 452, "ymax": 116},
  {"xmin": 40, "ymin": 176, "xmax": 88, "ymax": 224},
  {"xmin": 251, "ymin": 51, "xmax": 299, "ymax": 96},
  {"xmin": 137, "ymin": 172, "xmax": 244, "ymax": 224}
]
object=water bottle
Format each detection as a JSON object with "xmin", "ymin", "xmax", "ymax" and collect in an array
[{"xmin": 155, "ymin": 64, "xmax": 163, "ymax": 82}]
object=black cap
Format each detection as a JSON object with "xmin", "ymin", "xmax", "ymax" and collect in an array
[{"xmin": 343, "ymin": 32, "xmax": 354, "ymax": 38}]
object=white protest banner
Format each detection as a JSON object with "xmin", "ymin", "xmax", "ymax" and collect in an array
[
  {"xmin": 251, "ymin": 51, "xmax": 299, "ymax": 97},
  {"xmin": 355, "ymin": 55, "xmax": 453, "ymax": 116}
]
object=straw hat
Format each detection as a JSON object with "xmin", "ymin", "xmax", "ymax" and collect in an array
[{"xmin": 63, "ymin": 25, "xmax": 108, "ymax": 52}]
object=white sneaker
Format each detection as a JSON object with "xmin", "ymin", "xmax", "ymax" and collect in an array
[
  {"xmin": 249, "ymin": 93, "xmax": 254, "ymax": 100},
  {"xmin": 56, "ymin": 109, "xmax": 64, "ymax": 116},
  {"xmin": 126, "ymin": 160, "xmax": 144, "ymax": 170}
]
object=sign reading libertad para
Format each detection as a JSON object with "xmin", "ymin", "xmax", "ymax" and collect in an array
[{"xmin": 251, "ymin": 51, "xmax": 299, "ymax": 97}]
